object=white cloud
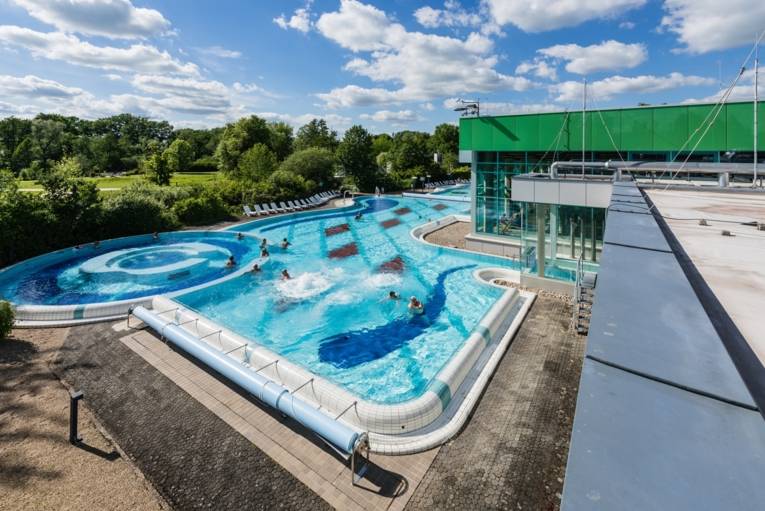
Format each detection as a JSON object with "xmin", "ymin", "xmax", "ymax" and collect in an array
[
  {"xmin": 552, "ymin": 72, "xmax": 716, "ymax": 102},
  {"xmin": 256, "ymin": 111, "xmax": 352, "ymax": 130},
  {"xmin": 515, "ymin": 59, "xmax": 558, "ymax": 81},
  {"xmin": 10, "ymin": 0, "xmax": 170, "ymax": 39},
  {"xmin": 683, "ymin": 66, "xmax": 765, "ymax": 103},
  {"xmin": 0, "ymin": 26, "xmax": 198, "ymax": 75},
  {"xmin": 661, "ymin": 0, "xmax": 765, "ymax": 54},
  {"xmin": 360, "ymin": 109, "xmax": 423, "ymax": 124},
  {"xmin": 314, "ymin": 0, "xmax": 533, "ymax": 108},
  {"xmin": 619, "ymin": 21, "xmax": 636, "ymax": 29},
  {"xmin": 483, "ymin": 0, "xmax": 646, "ymax": 32},
  {"xmin": 539, "ymin": 40, "xmax": 647, "ymax": 75},
  {"xmin": 274, "ymin": 2, "xmax": 313, "ymax": 33},
  {"xmin": 0, "ymin": 74, "xmax": 86, "ymax": 99},
  {"xmin": 196, "ymin": 46, "xmax": 242, "ymax": 59},
  {"xmin": 103, "ymin": 73, "xmax": 123, "ymax": 81},
  {"xmin": 414, "ymin": 1, "xmax": 481, "ymax": 29}
]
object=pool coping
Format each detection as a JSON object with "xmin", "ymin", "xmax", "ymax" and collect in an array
[
  {"xmin": 401, "ymin": 192, "xmax": 471, "ymax": 203},
  {"xmin": 6, "ymin": 231, "xmax": 268, "ymax": 327}
]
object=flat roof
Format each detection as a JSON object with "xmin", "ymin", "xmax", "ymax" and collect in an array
[{"xmin": 647, "ymin": 189, "xmax": 765, "ymax": 364}]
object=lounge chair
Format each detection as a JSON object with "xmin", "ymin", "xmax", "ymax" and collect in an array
[
  {"xmin": 288, "ymin": 200, "xmax": 303, "ymax": 210},
  {"xmin": 254, "ymin": 204, "xmax": 268, "ymax": 216},
  {"xmin": 279, "ymin": 201, "xmax": 294, "ymax": 212},
  {"xmin": 269, "ymin": 202, "xmax": 285, "ymax": 213},
  {"xmin": 243, "ymin": 205, "xmax": 255, "ymax": 217},
  {"xmin": 298, "ymin": 199, "xmax": 311, "ymax": 209}
]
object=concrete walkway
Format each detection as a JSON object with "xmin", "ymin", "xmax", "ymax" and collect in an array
[{"xmin": 405, "ymin": 295, "xmax": 584, "ymax": 511}]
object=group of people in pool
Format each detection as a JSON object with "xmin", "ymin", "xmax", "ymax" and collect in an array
[{"xmin": 388, "ymin": 290, "xmax": 424, "ymax": 314}]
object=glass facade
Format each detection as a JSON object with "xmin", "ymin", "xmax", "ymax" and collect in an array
[{"xmin": 473, "ymin": 150, "xmax": 606, "ymax": 279}]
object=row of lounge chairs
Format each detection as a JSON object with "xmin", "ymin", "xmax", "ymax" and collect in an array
[
  {"xmin": 242, "ymin": 190, "xmax": 341, "ymax": 217},
  {"xmin": 424, "ymin": 179, "xmax": 468, "ymax": 189}
]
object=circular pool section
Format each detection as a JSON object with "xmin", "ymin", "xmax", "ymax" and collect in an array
[{"xmin": 0, "ymin": 231, "xmax": 262, "ymax": 307}]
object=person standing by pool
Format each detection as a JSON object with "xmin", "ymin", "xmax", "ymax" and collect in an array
[
  {"xmin": 280, "ymin": 238, "xmax": 291, "ymax": 249},
  {"xmin": 408, "ymin": 296, "xmax": 424, "ymax": 314}
]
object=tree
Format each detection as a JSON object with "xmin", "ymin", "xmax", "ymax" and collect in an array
[
  {"xmin": 142, "ymin": 151, "xmax": 172, "ymax": 186},
  {"xmin": 294, "ymin": 119, "xmax": 338, "ymax": 152},
  {"xmin": 31, "ymin": 119, "xmax": 66, "ymax": 171},
  {"xmin": 430, "ymin": 123, "xmax": 459, "ymax": 175},
  {"xmin": 53, "ymin": 156, "xmax": 84, "ymax": 178},
  {"xmin": 10, "ymin": 137, "xmax": 34, "ymax": 175},
  {"xmin": 0, "ymin": 117, "xmax": 32, "ymax": 170},
  {"xmin": 89, "ymin": 133, "xmax": 123, "ymax": 174},
  {"xmin": 337, "ymin": 125, "xmax": 377, "ymax": 192},
  {"xmin": 389, "ymin": 131, "xmax": 434, "ymax": 177},
  {"xmin": 268, "ymin": 121, "xmax": 294, "ymax": 161},
  {"xmin": 237, "ymin": 143, "xmax": 277, "ymax": 182},
  {"xmin": 372, "ymin": 133, "xmax": 393, "ymax": 158},
  {"xmin": 163, "ymin": 139, "xmax": 194, "ymax": 173},
  {"xmin": 214, "ymin": 115, "xmax": 271, "ymax": 173},
  {"xmin": 278, "ymin": 148, "xmax": 335, "ymax": 187},
  {"xmin": 40, "ymin": 169, "xmax": 101, "ymax": 244}
]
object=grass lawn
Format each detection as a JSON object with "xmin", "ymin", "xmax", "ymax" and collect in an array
[{"xmin": 18, "ymin": 172, "xmax": 218, "ymax": 191}]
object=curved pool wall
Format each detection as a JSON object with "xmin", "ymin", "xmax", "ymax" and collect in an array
[
  {"xmin": 0, "ymin": 231, "xmax": 267, "ymax": 326},
  {"xmin": 145, "ymin": 279, "xmax": 531, "ymax": 454},
  {"xmin": 401, "ymin": 191, "xmax": 470, "ymax": 203}
]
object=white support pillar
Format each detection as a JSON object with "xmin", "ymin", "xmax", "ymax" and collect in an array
[{"xmin": 536, "ymin": 205, "xmax": 547, "ymax": 278}]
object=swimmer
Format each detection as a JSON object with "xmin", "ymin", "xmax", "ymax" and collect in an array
[
  {"xmin": 225, "ymin": 255, "xmax": 236, "ymax": 268},
  {"xmin": 260, "ymin": 247, "xmax": 269, "ymax": 257},
  {"xmin": 152, "ymin": 232, "xmax": 159, "ymax": 240},
  {"xmin": 237, "ymin": 232, "xmax": 244, "ymax": 240},
  {"xmin": 408, "ymin": 296, "xmax": 424, "ymax": 314},
  {"xmin": 251, "ymin": 263, "xmax": 261, "ymax": 273},
  {"xmin": 354, "ymin": 212, "xmax": 363, "ymax": 221},
  {"xmin": 281, "ymin": 269, "xmax": 291, "ymax": 280},
  {"xmin": 93, "ymin": 240, "xmax": 100, "ymax": 248},
  {"xmin": 388, "ymin": 291, "xmax": 400, "ymax": 300},
  {"xmin": 280, "ymin": 238, "xmax": 291, "ymax": 249},
  {"xmin": 74, "ymin": 244, "xmax": 81, "ymax": 250},
  {"xmin": 260, "ymin": 238, "xmax": 268, "ymax": 248}
]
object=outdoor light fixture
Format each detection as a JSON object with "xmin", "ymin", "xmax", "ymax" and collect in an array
[
  {"xmin": 69, "ymin": 390, "xmax": 84, "ymax": 444},
  {"xmin": 453, "ymin": 99, "xmax": 480, "ymax": 117}
]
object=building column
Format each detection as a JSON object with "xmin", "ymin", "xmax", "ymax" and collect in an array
[
  {"xmin": 470, "ymin": 151, "xmax": 477, "ymax": 234},
  {"xmin": 590, "ymin": 210, "xmax": 597, "ymax": 262},
  {"xmin": 570, "ymin": 217, "xmax": 576, "ymax": 259},
  {"xmin": 550, "ymin": 205, "xmax": 558, "ymax": 263},
  {"xmin": 536, "ymin": 205, "xmax": 547, "ymax": 278}
]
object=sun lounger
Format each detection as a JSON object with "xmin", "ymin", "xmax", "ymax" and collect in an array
[
  {"xmin": 269, "ymin": 202, "xmax": 284, "ymax": 213},
  {"xmin": 287, "ymin": 200, "xmax": 302, "ymax": 210},
  {"xmin": 243, "ymin": 205, "xmax": 255, "ymax": 217},
  {"xmin": 254, "ymin": 204, "xmax": 268, "ymax": 215},
  {"xmin": 279, "ymin": 201, "xmax": 294, "ymax": 212}
]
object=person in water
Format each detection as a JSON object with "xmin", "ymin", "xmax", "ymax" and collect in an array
[
  {"xmin": 408, "ymin": 296, "xmax": 424, "ymax": 314},
  {"xmin": 93, "ymin": 240, "xmax": 100, "ymax": 248},
  {"xmin": 225, "ymin": 255, "xmax": 236, "ymax": 268},
  {"xmin": 260, "ymin": 247, "xmax": 269, "ymax": 257},
  {"xmin": 260, "ymin": 238, "xmax": 268, "ymax": 248},
  {"xmin": 354, "ymin": 212, "xmax": 363, "ymax": 221},
  {"xmin": 237, "ymin": 232, "xmax": 244, "ymax": 240},
  {"xmin": 281, "ymin": 269, "xmax": 291, "ymax": 280},
  {"xmin": 152, "ymin": 232, "xmax": 159, "ymax": 240},
  {"xmin": 280, "ymin": 238, "xmax": 290, "ymax": 249},
  {"xmin": 388, "ymin": 291, "xmax": 400, "ymax": 300},
  {"xmin": 251, "ymin": 263, "xmax": 261, "ymax": 273}
]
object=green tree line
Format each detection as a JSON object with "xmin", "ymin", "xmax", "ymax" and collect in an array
[{"xmin": 0, "ymin": 113, "xmax": 465, "ymax": 268}]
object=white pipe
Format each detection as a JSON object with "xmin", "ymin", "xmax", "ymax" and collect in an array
[{"xmin": 755, "ymin": 34, "xmax": 759, "ymax": 186}]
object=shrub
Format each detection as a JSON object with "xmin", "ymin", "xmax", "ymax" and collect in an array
[
  {"xmin": 101, "ymin": 193, "xmax": 178, "ymax": 237},
  {"xmin": 188, "ymin": 156, "xmax": 218, "ymax": 173},
  {"xmin": 172, "ymin": 193, "xmax": 231, "ymax": 226},
  {"xmin": 0, "ymin": 301, "xmax": 14, "ymax": 339}
]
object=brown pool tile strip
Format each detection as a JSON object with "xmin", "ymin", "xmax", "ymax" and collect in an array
[
  {"xmin": 432, "ymin": 204, "xmax": 448, "ymax": 211},
  {"xmin": 381, "ymin": 218, "xmax": 401, "ymax": 229},
  {"xmin": 120, "ymin": 328, "xmax": 439, "ymax": 511},
  {"xmin": 394, "ymin": 207, "xmax": 412, "ymax": 216},
  {"xmin": 328, "ymin": 242, "xmax": 359, "ymax": 259},
  {"xmin": 325, "ymin": 223, "xmax": 350, "ymax": 237},
  {"xmin": 379, "ymin": 256, "xmax": 405, "ymax": 273}
]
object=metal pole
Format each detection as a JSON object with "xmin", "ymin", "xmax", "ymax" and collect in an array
[
  {"xmin": 582, "ymin": 78, "xmax": 587, "ymax": 177},
  {"xmin": 755, "ymin": 34, "xmax": 759, "ymax": 186},
  {"xmin": 69, "ymin": 391, "xmax": 84, "ymax": 444}
]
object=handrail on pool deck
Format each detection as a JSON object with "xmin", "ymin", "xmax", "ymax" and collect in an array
[{"xmin": 127, "ymin": 305, "xmax": 371, "ymax": 485}]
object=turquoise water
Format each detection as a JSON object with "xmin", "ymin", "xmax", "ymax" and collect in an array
[
  {"xmin": 176, "ymin": 196, "xmax": 515, "ymax": 404},
  {"xmin": 0, "ymin": 232, "xmax": 261, "ymax": 305},
  {"xmin": 433, "ymin": 184, "xmax": 469, "ymax": 196}
]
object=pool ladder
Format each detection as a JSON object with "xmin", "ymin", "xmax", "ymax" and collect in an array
[{"xmin": 573, "ymin": 256, "xmax": 597, "ymax": 335}]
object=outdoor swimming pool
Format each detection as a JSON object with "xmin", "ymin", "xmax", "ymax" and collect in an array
[
  {"xmin": 433, "ymin": 184, "xmax": 470, "ymax": 196},
  {"xmin": 175, "ymin": 197, "xmax": 518, "ymax": 404},
  {"xmin": 0, "ymin": 231, "xmax": 261, "ymax": 306}
]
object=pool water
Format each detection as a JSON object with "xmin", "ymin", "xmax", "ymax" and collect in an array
[
  {"xmin": 0, "ymin": 232, "xmax": 261, "ymax": 305},
  {"xmin": 176, "ymin": 197, "xmax": 516, "ymax": 404},
  {"xmin": 433, "ymin": 184, "xmax": 469, "ymax": 196}
]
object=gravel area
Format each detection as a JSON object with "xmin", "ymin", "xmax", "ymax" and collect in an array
[
  {"xmin": 0, "ymin": 327, "xmax": 165, "ymax": 511},
  {"xmin": 406, "ymin": 295, "xmax": 585, "ymax": 511},
  {"xmin": 51, "ymin": 323, "xmax": 330, "ymax": 511},
  {"xmin": 423, "ymin": 221, "xmax": 470, "ymax": 249}
]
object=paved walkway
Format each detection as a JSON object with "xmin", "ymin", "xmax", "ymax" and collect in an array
[
  {"xmin": 406, "ymin": 295, "xmax": 584, "ymax": 511},
  {"xmin": 53, "ymin": 323, "xmax": 329, "ymax": 511}
]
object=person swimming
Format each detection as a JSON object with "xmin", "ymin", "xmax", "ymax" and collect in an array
[
  {"xmin": 388, "ymin": 291, "xmax": 400, "ymax": 300},
  {"xmin": 281, "ymin": 269, "xmax": 291, "ymax": 280},
  {"xmin": 251, "ymin": 263, "xmax": 261, "ymax": 273},
  {"xmin": 260, "ymin": 247, "xmax": 269, "ymax": 257},
  {"xmin": 354, "ymin": 212, "xmax": 363, "ymax": 221},
  {"xmin": 237, "ymin": 232, "xmax": 244, "ymax": 240},
  {"xmin": 225, "ymin": 255, "xmax": 236, "ymax": 268},
  {"xmin": 408, "ymin": 296, "xmax": 424, "ymax": 314},
  {"xmin": 260, "ymin": 238, "xmax": 268, "ymax": 248},
  {"xmin": 280, "ymin": 238, "xmax": 290, "ymax": 249},
  {"xmin": 152, "ymin": 232, "xmax": 159, "ymax": 240}
]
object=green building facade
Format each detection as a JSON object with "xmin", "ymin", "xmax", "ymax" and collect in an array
[{"xmin": 458, "ymin": 101, "xmax": 763, "ymax": 277}]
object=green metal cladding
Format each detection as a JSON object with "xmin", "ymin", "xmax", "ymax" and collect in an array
[{"xmin": 459, "ymin": 101, "xmax": 765, "ymax": 153}]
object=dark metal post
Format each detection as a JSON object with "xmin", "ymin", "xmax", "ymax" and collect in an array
[{"xmin": 69, "ymin": 391, "xmax": 84, "ymax": 444}]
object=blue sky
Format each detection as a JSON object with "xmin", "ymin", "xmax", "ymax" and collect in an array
[{"xmin": 0, "ymin": 0, "xmax": 763, "ymax": 133}]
